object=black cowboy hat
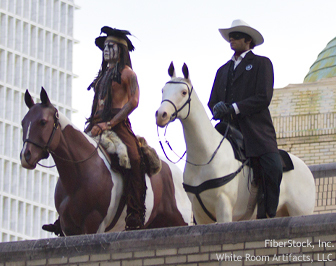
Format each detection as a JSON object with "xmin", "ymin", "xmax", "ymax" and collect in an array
[{"xmin": 95, "ymin": 26, "xmax": 135, "ymax": 52}]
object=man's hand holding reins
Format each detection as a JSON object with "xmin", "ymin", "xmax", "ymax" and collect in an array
[
  {"xmin": 91, "ymin": 122, "xmax": 110, "ymax": 136},
  {"xmin": 213, "ymin": 101, "xmax": 235, "ymax": 120}
]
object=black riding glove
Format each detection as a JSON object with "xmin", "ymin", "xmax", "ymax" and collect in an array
[{"xmin": 212, "ymin": 101, "xmax": 235, "ymax": 120}]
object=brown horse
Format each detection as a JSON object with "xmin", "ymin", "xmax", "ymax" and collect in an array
[{"xmin": 20, "ymin": 88, "xmax": 191, "ymax": 236}]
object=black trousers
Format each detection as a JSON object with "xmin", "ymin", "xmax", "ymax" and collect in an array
[{"xmin": 251, "ymin": 152, "xmax": 283, "ymax": 219}]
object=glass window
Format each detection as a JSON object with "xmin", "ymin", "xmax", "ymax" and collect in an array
[
  {"xmin": 25, "ymin": 204, "xmax": 32, "ymax": 236},
  {"xmin": 30, "ymin": 26, "xmax": 36, "ymax": 57},
  {"xmin": 53, "ymin": 0, "xmax": 59, "ymax": 31},
  {"xmin": 16, "ymin": 0, "xmax": 23, "ymax": 16},
  {"xmin": 4, "ymin": 124, "xmax": 11, "ymax": 156},
  {"xmin": 0, "ymin": 85, "xmax": 4, "ymax": 118},
  {"xmin": 31, "ymin": 0, "xmax": 37, "ymax": 22},
  {"xmin": 38, "ymin": 0, "xmax": 45, "ymax": 24},
  {"xmin": 14, "ymin": 55, "xmax": 21, "ymax": 88},
  {"xmin": 0, "ymin": 13, "xmax": 6, "ymax": 46},
  {"xmin": 15, "ymin": 19, "xmax": 22, "ymax": 51},
  {"xmin": 10, "ymin": 199, "xmax": 17, "ymax": 231},
  {"xmin": 5, "ymin": 87, "xmax": 13, "ymax": 120}
]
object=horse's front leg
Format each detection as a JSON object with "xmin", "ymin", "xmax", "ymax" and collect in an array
[
  {"xmin": 83, "ymin": 210, "xmax": 105, "ymax": 234},
  {"xmin": 215, "ymin": 194, "xmax": 233, "ymax": 223}
]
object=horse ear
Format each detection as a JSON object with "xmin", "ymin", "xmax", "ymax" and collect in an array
[
  {"xmin": 182, "ymin": 63, "xmax": 189, "ymax": 80},
  {"xmin": 40, "ymin": 87, "xmax": 51, "ymax": 105},
  {"xmin": 25, "ymin": 90, "xmax": 35, "ymax": 109},
  {"xmin": 168, "ymin": 61, "xmax": 176, "ymax": 78}
]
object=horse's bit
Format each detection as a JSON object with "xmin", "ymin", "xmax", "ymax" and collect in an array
[{"xmin": 161, "ymin": 80, "xmax": 193, "ymax": 121}]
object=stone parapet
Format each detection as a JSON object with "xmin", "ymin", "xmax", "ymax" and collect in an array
[{"xmin": 0, "ymin": 214, "xmax": 336, "ymax": 265}]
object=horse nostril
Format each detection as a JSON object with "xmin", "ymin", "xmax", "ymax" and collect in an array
[
  {"xmin": 162, "ymin": 112, "xmax": 167, "ymax": 119},
  {"xmin": 25, "ymin": 150, "xmax": 31, "ymax": 161}
]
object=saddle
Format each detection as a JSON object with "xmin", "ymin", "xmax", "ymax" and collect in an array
[{"xmin": 215, "ymin": 122, "xmax": 294, "ymax": 172}]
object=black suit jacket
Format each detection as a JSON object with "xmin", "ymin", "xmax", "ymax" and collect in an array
[{"xmin": 208, "ymin": 51, "xmax": 278, "ymax": 157}]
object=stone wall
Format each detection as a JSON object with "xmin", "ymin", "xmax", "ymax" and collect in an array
[
  {"xmin": 270, "ymin": 77, "xmax": 336, "ymax": 165},
  {"xmin": 0, "ymin": 214, "xmax": 336, "ymax": 266},
  {"xmin": 0, "ymin": 164, "xmax": 335, "ymax": 265},
  {"xmin": 311, "ymin": 163, "xmax": 336, "ymax": 214}
]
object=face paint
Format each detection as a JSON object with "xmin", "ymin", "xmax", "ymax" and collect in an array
[{"xmin": 103, "ymin": 41, "xmax": 119, "ymax": 62}]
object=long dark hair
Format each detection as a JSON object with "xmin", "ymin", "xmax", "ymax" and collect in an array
[{"xmin": 85, "ymin": 43, "xmax": 132, "ymax": 130}]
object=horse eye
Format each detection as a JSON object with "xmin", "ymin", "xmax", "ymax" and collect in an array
[
  {"xmin": 40, "ymin": 119, "xmax": 47, "ymax": 126},
  {"xmin": 182, "ymin": 90, "xmax": 187, "ymax": 96}
]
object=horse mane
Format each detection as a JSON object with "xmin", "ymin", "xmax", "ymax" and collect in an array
[{"xmin": 58, "ymin": 112, "xmax": 75, "ymax": 131}]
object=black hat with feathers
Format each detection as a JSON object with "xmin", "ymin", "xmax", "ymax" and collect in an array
[{"xmin": 95, "ymin": 26, "xmax": 135, "ymax": 52}]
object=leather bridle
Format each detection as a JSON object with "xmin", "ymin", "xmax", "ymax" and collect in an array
[
  {"xmin": 161, "ymin": 80, "xmax": 193, "ymax": 121},
  {"xmin": 22, "ymin": 109, "xmax": 102, "ymax": 167},
  {"xmin": 23, "ymin": 110, "xmax": 60, "ymax": 160}
]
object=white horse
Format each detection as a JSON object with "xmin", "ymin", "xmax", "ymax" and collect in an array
[{"xmin": 155, "ymin": 62, "xmax": 316, "ymax": 224}]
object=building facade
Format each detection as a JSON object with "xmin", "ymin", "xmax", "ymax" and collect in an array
[
  {"xmin": 0, "ymin": 0, "xmax": 77, "ymax": 241},
  {"xmin": 270, "ymin": 77, "xmax": 336, "ymax": 165}
]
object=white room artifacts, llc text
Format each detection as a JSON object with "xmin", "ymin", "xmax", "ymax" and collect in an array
[{"xmin": 216, "ymin": 239, "xmax": 334, "ymax": 263}]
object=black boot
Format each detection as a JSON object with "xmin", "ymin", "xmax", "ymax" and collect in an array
[{"xmin": 42, "ymin": 217, "xmax": 64, "ymax": 236}]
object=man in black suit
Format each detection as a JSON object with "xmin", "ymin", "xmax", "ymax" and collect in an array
[{"xmin": 208, "ymin": 19, "xmax": 282, "ymax": 219}]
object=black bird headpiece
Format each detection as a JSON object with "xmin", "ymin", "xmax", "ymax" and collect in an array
[{"xmin": 95, "ymin": 26, "xmax": 135, "ymax": 52}]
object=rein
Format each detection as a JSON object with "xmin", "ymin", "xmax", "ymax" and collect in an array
[
  {"xmin": 158, "ymin": 80, "xmax": 228, "ymax": 166},
  {"xmin": 23, "ymin": 110, "xmax": 101, "ymax": 168},
  {"xmin": 158, "ymin": 122, "xmax": 228, "ymax": 166}
]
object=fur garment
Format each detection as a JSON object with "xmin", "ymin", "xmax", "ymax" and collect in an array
[
  {"xmin": 137, "ymin": 136, "xmax": 162, "ymax": 176},
  {"xmin": 88, "ymin": 131, "xmax": 162, "ymax": 176},
  {"xmin": 88, "ymin": 130, "xmax": 131, "ymax": 169}
]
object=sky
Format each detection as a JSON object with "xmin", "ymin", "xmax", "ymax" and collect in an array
[{"xmin": 72, "ymin": 0, "xmax": 336, "ymax": 170}]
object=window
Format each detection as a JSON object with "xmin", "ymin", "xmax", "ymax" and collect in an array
[
  {"xmin": 53, "ymin": 0, "xmax": 59, "ymax": 31},
  {"xmin": 30, "ymin": 26, "xmax": 37, "ymax": 57},
  {"xmin": 38, "ymin": 0, "xmax": 45, "ymax": 24},
  {"xmin": 15, "ymin": 19, "xmax": 22, "ymax": 51},
  {"xmin": 5, "ymin": 88, "xmax": 13, "ymax": 120},
  {"xmin": 16, "ymin": 0, "xmax": 23, "ymax": 16},
  {"xmin": 14, "ymin": 55, "xmax": 21, "ymax": 88},
  {"xmin": 0, "ymin": 13, "xmax": 6, "ymax": 46},
  {"xmin": 4, "ymin": 124, "xmax": 12, "ymax": 156},
  {"xmin": 7, "ymin": 16, "xmax": 14, "ymax": 49},
  {"xmin": 52, "ymin": 34, "xmax": 58, "ymax": 66},
  {"xmin": 30, "ymin": 0, "xmax": 37, "ymax": 22},
  {"xmin": 0, "ymin": 50, "xmax": 4, "ymax": 81},
  {"xmin": 38, "ymin": 28, "xmax": 44, "ymax": 60},
  {"xmin": 23, "ymin": 23, "xmax": 29, "ymax": 55}
]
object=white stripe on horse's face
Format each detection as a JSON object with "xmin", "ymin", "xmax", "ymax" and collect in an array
[
  {"xmin": 22, "ymin": 121, "xmax": 31, "ymax": 154},
  {"xmin": 20, "ymin": 121, "xmax": 31, "ymax": 167}
]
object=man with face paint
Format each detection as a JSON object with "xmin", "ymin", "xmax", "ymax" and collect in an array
[
  {"xmin": 208, "ymin": 20, "xmax": 282, "ymax": 219},
  {"xmin": 85, "ymin": 27, "xmax": 146, "ymax": 230}
]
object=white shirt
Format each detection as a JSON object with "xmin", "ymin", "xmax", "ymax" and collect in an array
[
  {"xmin": 231, "ymin": 49, "xmax": 251, "ymax": 69},
  {"xmin": 231, "ymin": 50, "xmax": 251, "ymax": 114}
]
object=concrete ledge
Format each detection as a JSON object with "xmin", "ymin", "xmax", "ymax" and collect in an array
[
  {"xmin": 309, "ymin": 162, "xmax": 336, "ymax": 178},
  {"xmin": 1, "ymin": 213, "xmax": 336, "ymax": 263}
]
